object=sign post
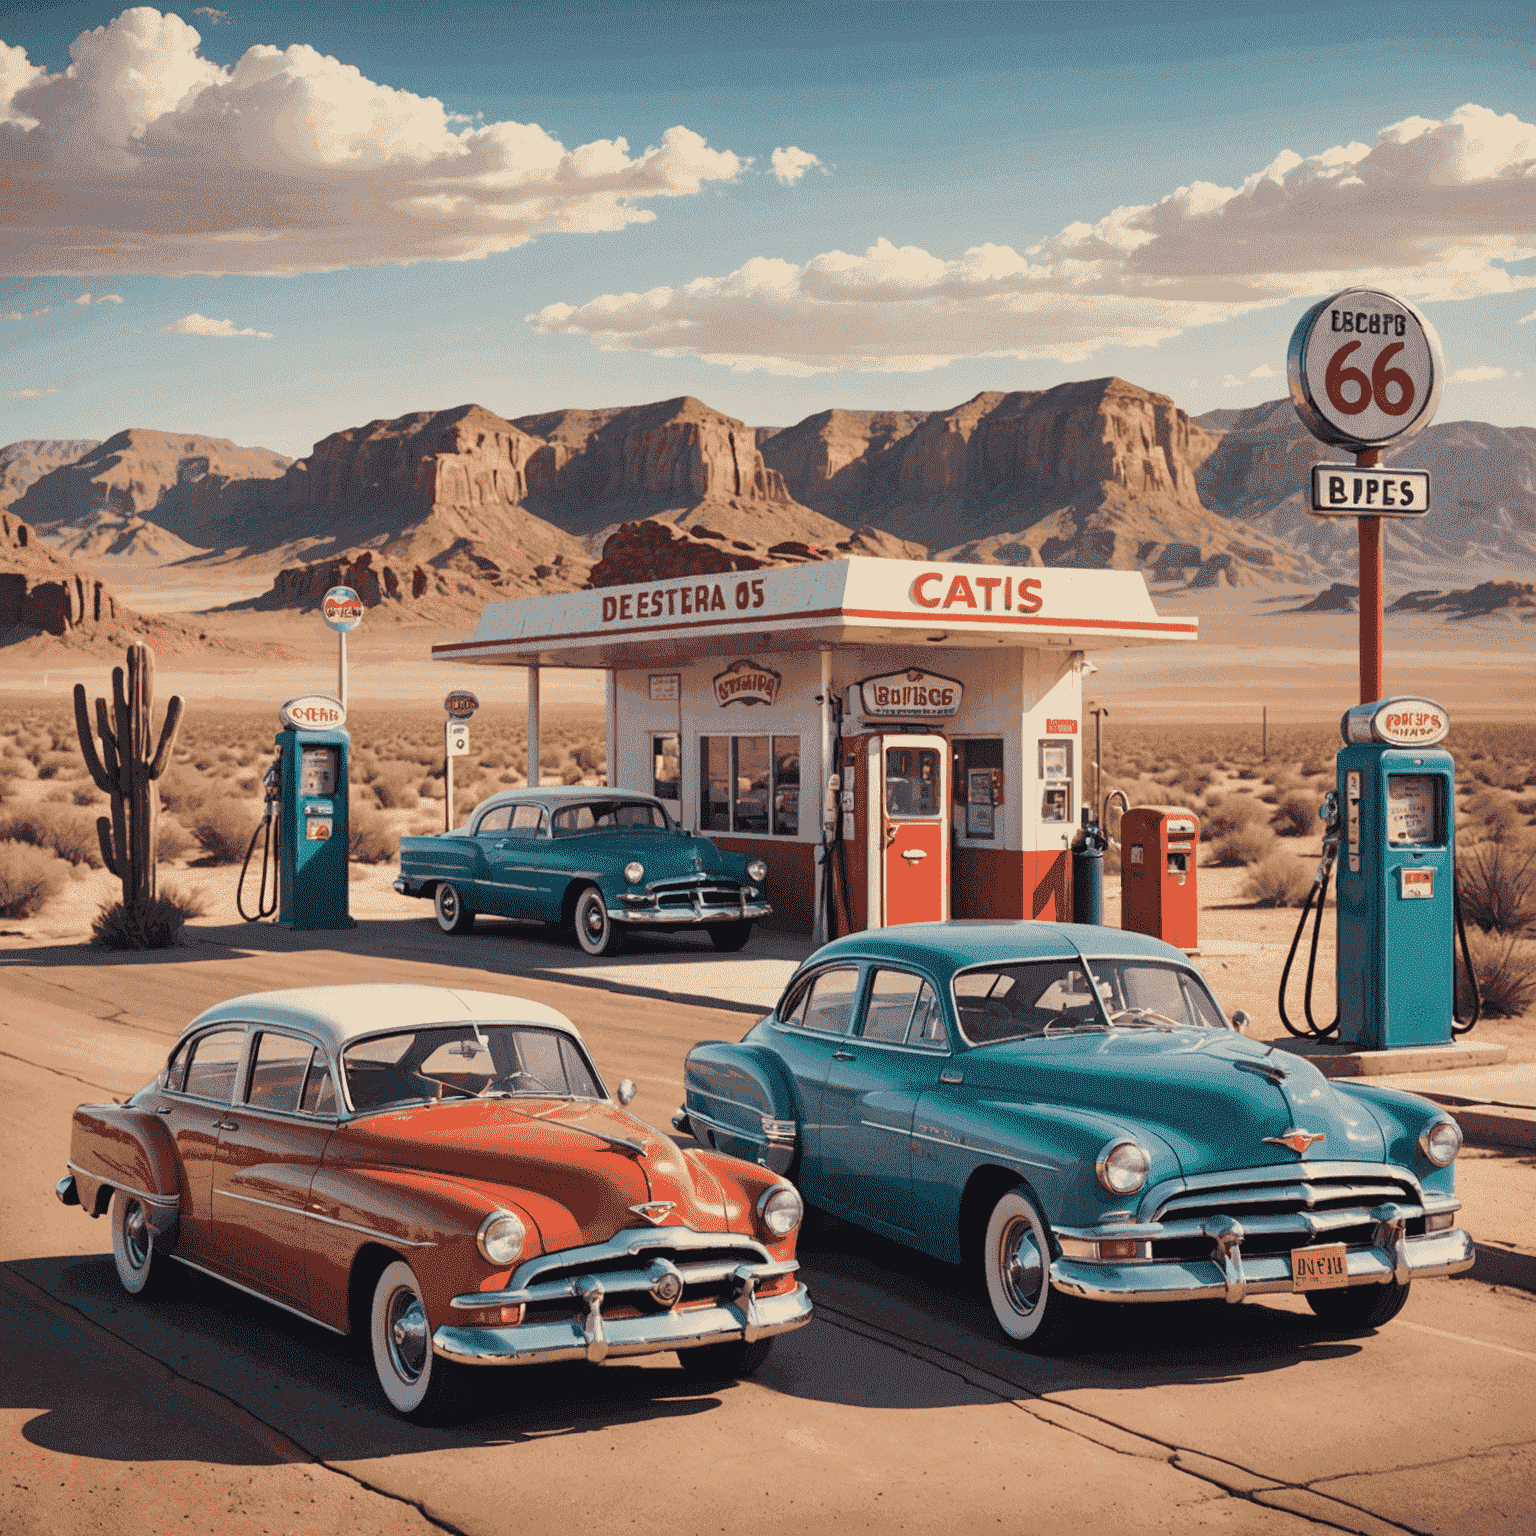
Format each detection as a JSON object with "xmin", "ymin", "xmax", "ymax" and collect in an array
[
  {"xmin": 319, "ymin": 586, "xmax": 364, "ymax": 710},
  {"xmin": 443, "ymin": 690, "xmax": 478, "ymax": 832},
  {"xmin": 1287, "ymin": 288, "xmax": 1444, "ymax": 703}
]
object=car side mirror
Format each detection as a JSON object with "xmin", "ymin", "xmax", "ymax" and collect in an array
[
  {"xmin": 1231, "ymin": 1010, "xmax": 1251, "ymax": 1034},
  {"xmin": 616, "ymin": 1078, "xmax": 637, "ymax": 1106}
]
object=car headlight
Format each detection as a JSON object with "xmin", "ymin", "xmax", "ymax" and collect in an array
[
  {"xmin": 1095, "ymin": 1139, "xmax": 1150, "ymax": 1196},
  {"xmin": 624, "ymin": 861, "xmax": 645, "ymax": 885},
  {"xmin": 746, "ymin": 858, "xmax": 768, "ymax": 883},
  {"xmin": 476, "ymin": 1210, "xmax": 527, "ymax": 1265},
  {"xmin": 757, "ymin": 1185, "xmax": 803, "ymax": 1239},
  {"xmin": 1420, "ymin": 1117, "xmax": 1462, "ymax": 1167}
]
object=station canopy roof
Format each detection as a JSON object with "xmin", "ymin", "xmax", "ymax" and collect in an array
[{"xmin": 432, "ymin": 557, "xmax": 1198, "ymax": 671}]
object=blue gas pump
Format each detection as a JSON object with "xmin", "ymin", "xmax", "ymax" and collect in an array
[
  {"xmin": 248, "ymin": 694, "xmax": 355, "ymax": 931},
  {"xmin": 1280, "ymin": 696, "xmax": 1478, "ymax": 1049}
]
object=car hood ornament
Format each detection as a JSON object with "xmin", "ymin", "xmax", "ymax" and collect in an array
[
  {"xmin": 1264, "ymin": 1129, "xmax": 1326, "ymax": 1155},
  {"xmin": 629, "ymin": 1201, "xmax": 677, "ymax": 1225}
]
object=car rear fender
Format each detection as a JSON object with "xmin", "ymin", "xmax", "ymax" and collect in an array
[
  {"xmin": 398, "ymin": 835, "xmax": 479, "ymax": 893},
  {"xmin": 67, "ymin": 1104, "xmax": 181, "ymax": 1237},
  {"xmin": 683, "ymin": 1042, "xmax": 799, "ymax": 1175},
  {"xmin": 307, "ymin": 1165, "xmax": 569, "ymax": 1333}
]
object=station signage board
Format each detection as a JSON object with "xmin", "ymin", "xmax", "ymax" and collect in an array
[
  {"xmin": 1310, "ymin": 465, "xmax": 1430, "ymax": 517},
  {"xmin": 443, "ymin": 689, "xmax": 480, "ymax": 720},
  {"xmin": 1341, "ymin": 696, "xmax": 1449, "ymax": 747},
  {"xmin": 855, "ymin": 669, "xmax": 963, "ymax": 718},
  {"xmin": 1288, "ymin": 288, "xmax": 1444, "ymax": 451},
  {"xmin": 649, "ymin": 674, "xmax": 680, "ymax": 703},
  {"xmin": 320, "ymin": 586, "xmax": 364, "ymax": 633},
  {"xmin": 713, "ymin": 659, "xmax": 780, "ymax": 708},
  {"xmin": 280, "ymin": 695, "xmax": 346, "ymax": 730}
]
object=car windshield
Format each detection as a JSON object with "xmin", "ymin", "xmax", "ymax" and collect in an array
[
  {"xmin": 953, "ymin": 959, "xmax": 1229, "ymax": 1044},
  {"xmin": 342, "ymin": 1023, "xmax": 604, "ymax": 1113},
  {"xmin": 551, "ymin": 799, "xmax": 672, "ymax": 833}
]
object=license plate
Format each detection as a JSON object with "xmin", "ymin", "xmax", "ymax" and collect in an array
[{"xmin": 1292, "ymin": 1242, "xmax": 1349, "ymax": 1291}]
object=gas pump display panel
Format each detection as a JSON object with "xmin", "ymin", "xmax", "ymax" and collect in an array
[
  {"xmin": 300, "ymin": 746, "xmax": 337, "ymax": 797},
  {"xmin": 1386, "ymin": 775, "xmax": 1439, "ymax": 845}
]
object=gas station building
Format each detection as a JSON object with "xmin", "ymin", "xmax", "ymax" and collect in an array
[{"xmin": 433, "ymin": 557, "xmax": 1198, "ymax": 935}]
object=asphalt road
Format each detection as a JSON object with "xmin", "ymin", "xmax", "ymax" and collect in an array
[{"xmin": 3, "ymin": 925, "xmax": 1534, "ymax": 1536}]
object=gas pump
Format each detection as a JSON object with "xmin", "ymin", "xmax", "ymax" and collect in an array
[
  {"xmin": 1280, "ymin": 697, "xmax": 1478, "ymax": 1047},
  {"xmin": 238, "ymin": 695, "xmax": 354, "ymax": 930},
  {"xmin": 836, "ymin": 731, "xmax": 950, "ymax": 930}
]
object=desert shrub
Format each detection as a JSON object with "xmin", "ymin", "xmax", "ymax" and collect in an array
[
  {"xmin": 1209, "ymin": 825, "xmax": 1278, "ymax": 867},
  {"xmin": 349, "ymin": 804, "xmax": 396, "ymax": 864},
  {"xmin": 157, "ymin": 765, "xmax": 209, "ymax": 818},
  {"xmin": 159, "ymin": 879, "xmax": 211, "ymax": 919},
  {"xmin": 1457, "ymin": 839, "xmax": 1536, "ymax": 934},
  {"xmin": 0, "ymin": 842, "xmax": 68, "ymax": 917},
  {"xmin": 90, "ymin": 896, "xmax": 185, "ymax": 950},
  {"xmin": 0, "ymin": 807, "xmax": 103, "ymax": 867},
  {"xmin": 1273, "ymin": 793, "xmax": 1320, "ymax": 837},
  {"xmin": 369, "ymin": 766, "xmax": 418, "ymax": 808},
  {"xmin": 1457, "ymin": 929, "xmax": 1536, "ymax": 1019},
  {"xmin": 560, "ymin": 763, "xmax": 584, "ymax": 784},
  {"xmin": 1234, "ymin": 768, "xmax": 1260, "ymax": 781},
  {"xmin": 156, "ymin": 816, "xmax": 195, "ymax": 864},
  {"xmin": 1204, "ymin": 794, "xmax": 1269, "ymax": 839},
  {"xmin": 192, "ymin": 798, "xmax": 258, "ymax": 864},
  {"xmin": 71, "ymin": 785, "xmax": 101, "ymax": 807},
  {"xmin": 419, "ymin": 778, "xmax": 445, "ymax": 800},
  {"xmin": 1463, "ymin": 791, "xmax": 1522, "ymax": 843},
  {"xmin": 36, "ymin": 751, "xmax": 79, "ymax": 780},
  {"xmin": 1243, "ymin": 853, "xmax": 1315, "ymax": 907}
]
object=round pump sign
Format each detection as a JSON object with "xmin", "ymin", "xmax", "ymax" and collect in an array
[
  {"xmin": 1288, "ymin": 288, "xmax": 1445, "ymax": 451},
  {"xmin": 1341, "ymin": 696, "xmax": 1449, "ymax": 747},
  {"xmin": 280, "ymin": 695, "xmax": 346, "ymax": 730},
  {"xmin": 320, "ymin": 586, "xmax": 364, "ymax": 633},
  {"xmin": 443, "ymin": 689, "xmax": 480, "ymax": 720}
]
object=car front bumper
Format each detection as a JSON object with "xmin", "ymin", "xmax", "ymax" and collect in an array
[
  {"xmin": 611, "ymin": 898, "xmax": 772, "ymax": 926},
  {"xmin": 1051, "ymin": 1225, "xmax": 1475, "ymax": 1305},
  {"xmin": 435, "ymin": 1281, "xmax": 812, "ymax": 1367}
]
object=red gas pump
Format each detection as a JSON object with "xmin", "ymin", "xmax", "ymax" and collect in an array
[
  {"xmin": 837, "ymin": 732, "xmax": 950, "ymax": 930},
  {"xmin": 1120, "ymin": 806, "xmax": 1199, "ymax": 950}
]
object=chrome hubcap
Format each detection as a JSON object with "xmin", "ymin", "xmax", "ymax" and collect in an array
[
  {"xmin": 998, "ymin": 1216, "xmax": 1043, "ymax": 1316},
  {"xmin": 123, "ymin": 1200, "xmax": 150, "ymax": 1270},
  {"xmin": 583, "ymin": 902, "xmax": 604, "ymax": 936},
  {"xmin": 386, "ymin": 1290, "xmax": 428, "ymax": 1382},
  {"xmin": 440, "ymin": 889, "xmax": 457, "ymax": 920}
]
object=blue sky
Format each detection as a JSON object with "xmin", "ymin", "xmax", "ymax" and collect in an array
[{"xmin": 2, "ymin": 1, "xmax": 1532, "ymax": 458}]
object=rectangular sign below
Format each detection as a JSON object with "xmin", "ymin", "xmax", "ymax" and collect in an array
[
  {"xmin": 648, "ymin": 673, "xmax": 680, "ymax": 703},
  {"xmin": 1310, "ymin": 465, "xmax": 1430, "ymax": 517}
]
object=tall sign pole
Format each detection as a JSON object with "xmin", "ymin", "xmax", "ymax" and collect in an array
[
  {"xmin": 443, "ymin": 689, "xmax": 478, "ymax": 832},
  {"xmin": 1287, "ymin": 288, "xmax": 1444, "ymax": 704},
  {"xmin": 319, "ymin": 586, "xmax": 364, "ymax": 709}
]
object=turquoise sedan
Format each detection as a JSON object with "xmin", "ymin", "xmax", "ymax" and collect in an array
[
  {"xmin": 395, "ymin": 788, "xmax": 771, "ymax": 955},
  {"xmin": 676, "ymin": 922, "xmax": 1473, "ymax": 1349}
]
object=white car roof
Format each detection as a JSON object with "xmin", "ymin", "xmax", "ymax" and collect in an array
[{"xmin": 184, "ymin": 984, "xmax": 582, "ymax": 1055}]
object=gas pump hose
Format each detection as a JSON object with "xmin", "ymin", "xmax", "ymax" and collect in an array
[
  {"xmin": 237, "ymin": 776, "xmax": 280, "ymax": 922},
  {"xmin": 1279, "ymin": 792, "xmax": 1341, "ymax": 1038},
  {"xmin": 1452, "ymin": 881, "xmax": 1481, "ymax": 1035}
]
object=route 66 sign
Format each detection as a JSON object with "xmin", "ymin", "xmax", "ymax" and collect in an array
[{"xmin": 1287, "ymin": 288, "xmax": 1444, "ymax": 450}]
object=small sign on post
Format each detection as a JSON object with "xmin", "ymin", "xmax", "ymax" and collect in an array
[
  {"xmin": 1287, "ymin": 288, "xmax": 1445, "ymax": 705},
  {"xmin": 441, "ymin": 690, "xmax": 477, "ymax": 832},
  {"xmin": 319, "ymin": 586, "xmax": 363, "ymax": 712}
]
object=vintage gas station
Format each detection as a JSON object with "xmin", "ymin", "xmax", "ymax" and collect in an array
[{"xmin": 431, "ymin": 557, "xmax": 1198, "ymax": 939}]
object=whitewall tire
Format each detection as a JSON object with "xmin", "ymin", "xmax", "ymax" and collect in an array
[
  {"xmin": 574, "ymin": 886, "xmax": 624, "ymax": 956},
  {"xmin": 369, "ymin": 1260, "xmax": 460, "ymax": 1422},
  {"xmin": 981, "ymin": 1186, "xmax": 1083, "ymax": 1351},
  {"xmin": 434, "ymin": 883, "xmax": 475, "ymax": 935},
  {"xmin": 110, "ymin": 1190, "xmax": 169, "ymax": 1297}
]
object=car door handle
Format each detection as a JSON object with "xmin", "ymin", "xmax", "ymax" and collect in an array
[
  {"xmin": 939, "ymin": 1070, "xmax": 963, "ymax": 1085},
  {"xmin": 832, "ymin": 1051, "xmax": 855, "ymax": 1061},
  {"xmin": 213, "ymin": 1119, "xmax": 239, "ymax": 1132},
  {"xmin": 155, "ymin": 1105, "xmax": 173, "ymax": 1115}
]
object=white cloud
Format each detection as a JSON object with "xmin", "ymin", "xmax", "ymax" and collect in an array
[
  {"xmin": 771, "ymin": 146, "xmax": 821, "ymax": 186},
  {"xmin": 1450, "ymin": 365, "xmax": 1506, "ymax": 382},
  {"xmin": 532, "ymin": 103, "xmax": 1536, "ymax": 374},
  {"xmin": 1248, "ymin": 363, "xmax": 1277, "ymax": 378},
  {"xmin": 193, "ymin": 7, "xmax": 229, "ymax": 23},
  {"xmin": 0, "ymin": 8, "xmax": 744, "ymax": 276},
  {"xmin": 1187, "ymin": 376, "xmax": 1198, "ymax": 388},
  {"xmin": 1222, "ymin": 374, "xmax": 1244, "ymax": 389},
  {"xmin": 1520, "ymin": 309, "xmax": 1536, "ymax": 324},
  {"xmin": 162, "ymin": 312, "xmax": 272, "ymax": 338},
  {"xmin": 70, "ymin": 292, "xmax": 91, "ymax": 304},
  {"xmin": 30, "ymin": 306, "xmax": 49, "ymax": 315},
  {"xmin": 7, "ymin": 386, "xmax": 61, "ymax": 397},
  {"xmin": 3, "ymin": 310, "xmax": 21, "ymax": 320},
  {"xmin": 98, "ymin": 292, "xmax": 123, "ymax": 303}
]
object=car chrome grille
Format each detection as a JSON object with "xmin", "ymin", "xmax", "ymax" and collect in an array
[
  {"xmin": 651, "ymin": 879, "xmax": 742, "ymax": 911},
  {"xmin": 1143, "ymin": 1167, "xmax": 1426, "ymax": 1261}
]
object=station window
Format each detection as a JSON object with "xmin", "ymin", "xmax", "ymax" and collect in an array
[
  {"xmin": 953, "ymin": 738, "xmax": 1004, "ymax": 841},
  {"xmin": 700, "ymin": 735, "xmax": 800, "ymax": 836},
  {"xmin": 652, "ymin": 734, "xmax": 680, "ymax": 803}
]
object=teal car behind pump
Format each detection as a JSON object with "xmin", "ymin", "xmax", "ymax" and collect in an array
[
  {"xmin": 676, "ymin": 922, "xmax": 1473, "ymax": 1349},
  {"xmin": 396, "ymin": 788, "xmax": 771, "ymax": 955}
]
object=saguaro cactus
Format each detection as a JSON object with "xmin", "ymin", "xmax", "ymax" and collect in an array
[{"xmin": 74, "ymin": 643, "xmax": 184, "ymax": 908}]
